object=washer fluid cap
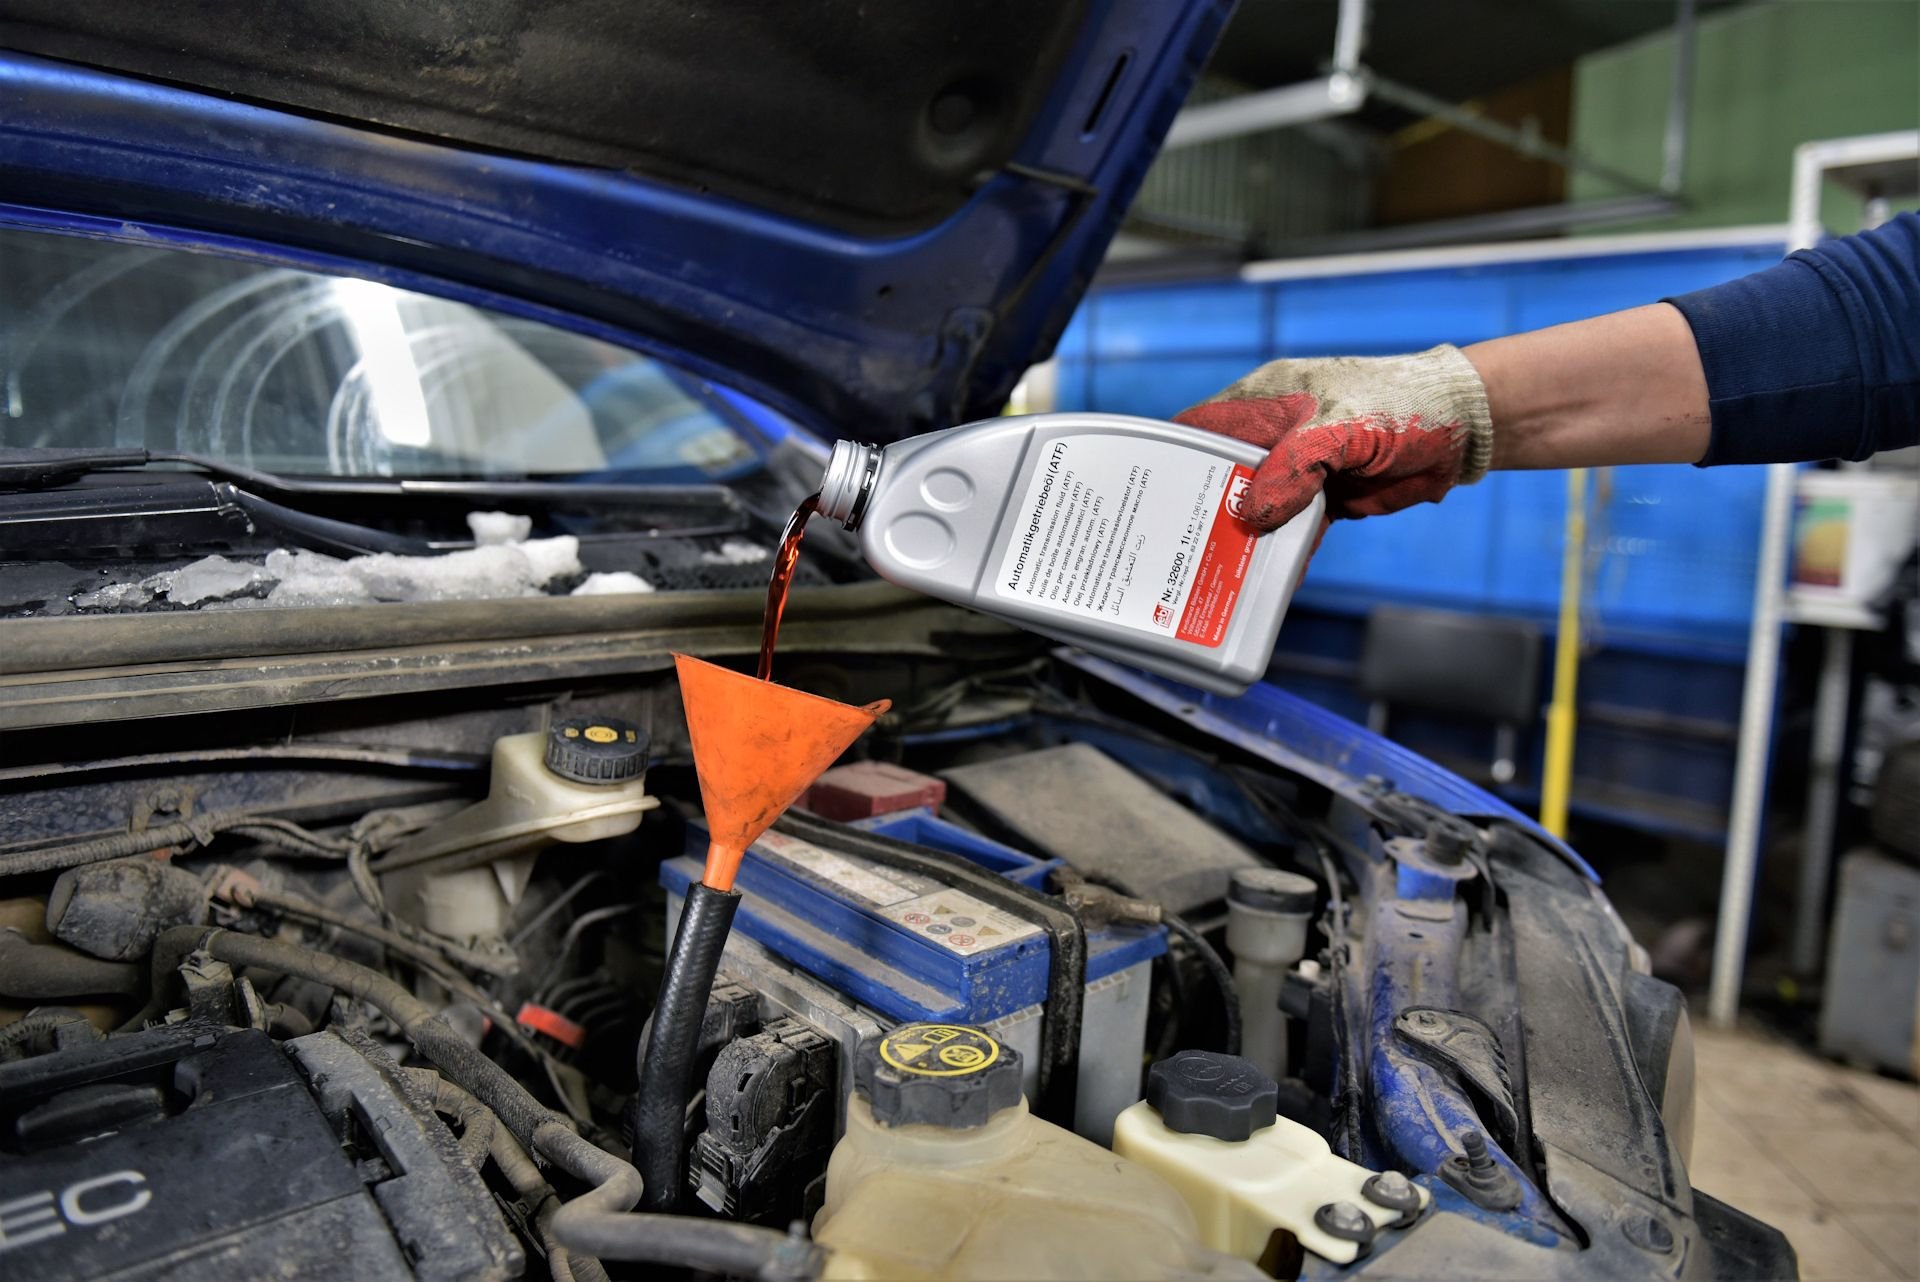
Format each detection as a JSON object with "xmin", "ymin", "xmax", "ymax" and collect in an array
[
  {"xmin": 546, "ymin": 715, "xmax": 649, "ymax": 784},
  {"xmin": 1147, "ymin": 1050, "xmax": 1278, "ymax": 1141},
  {"xmin": 857, "ymin": 1024, "xmax": 1022, "ymax": 1130}
]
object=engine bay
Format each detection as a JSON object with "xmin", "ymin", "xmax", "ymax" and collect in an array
[{"xmin": 0, "ymin": 640, "xmax": 1792, "ymax": 1280}]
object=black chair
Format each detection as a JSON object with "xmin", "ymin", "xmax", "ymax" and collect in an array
[{"xmin": 1358, "ymin": 605, "xmax": 1543, "ymax": 785}]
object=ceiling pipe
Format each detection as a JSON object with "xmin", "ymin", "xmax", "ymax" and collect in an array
[
  {"xmin": 1163, "ymin": 0, "xmax": 1372, "ymax": 148},
  {"xmin": 1358, "ymin": 70, "xmax": 1666, "ymax": 198},
  {"xmin": 1660, "ymin": 0, "xmax": 1699, "ymax": 194},
  {"xmin": 1161, "ymin": 0, "xmax": 1699, "ymax": 205}
]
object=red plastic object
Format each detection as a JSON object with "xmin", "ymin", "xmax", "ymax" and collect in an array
[
  {"xmin": 802, "ymin": 761, "xmax": 946, "ymax": 821},
  {"xmin": 515, "ymin": 1002, "xmax": 587, "ymax": 1050}
]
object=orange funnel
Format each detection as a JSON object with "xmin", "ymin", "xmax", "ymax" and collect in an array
[{"xmin": 675, "ymin": 653, "xmax": 888, "ymax": 891}]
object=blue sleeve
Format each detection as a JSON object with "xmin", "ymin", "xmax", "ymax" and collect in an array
[{"xmin": 1666, "ymin": 212, "xmax": 1920, "ymax": 466}]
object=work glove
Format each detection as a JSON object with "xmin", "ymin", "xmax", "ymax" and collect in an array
[{"xmin": 1174, "ymin": 344, "xmax": 1494, "ymax": 532}]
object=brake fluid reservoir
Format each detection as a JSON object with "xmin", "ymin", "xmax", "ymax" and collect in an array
[
  {"xmin": 1111, "ymin": 1051, "xmax": 1430, "ymax": 1267},
  {"xmin": 818, "ymin": 413, "xmax": 1323, "ymax": 696},
  {"xmin": 813, "ymin": 1024, "xmax": 1260, "ymax": 1282}
]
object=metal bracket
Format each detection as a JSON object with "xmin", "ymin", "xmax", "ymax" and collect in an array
[{"xmin": 1393, "ymin": 1006, "xmax": 1520, "ymax": 1156}]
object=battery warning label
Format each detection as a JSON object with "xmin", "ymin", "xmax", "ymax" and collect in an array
[{"xmin": 992, "ymin": 434, "xmax": 1259, "ymax": 649}]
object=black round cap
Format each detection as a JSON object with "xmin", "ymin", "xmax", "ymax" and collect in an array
[
  {"xmin": 1147, "ymin": 1050, "xmax": 1279, "ymax": 1141},
  {"xmin": 545, "ymin": 716, "xmax": 649, "ymax": 785},
  {"xmin": 856, "ymin": 1024, "xmax": 1022, "ymax": 1130},
  {"xmin": 1230, "ymin": 868, "xmax": 1317, "ymax": 915},
  {"xmin": 1424, "ymin": 816, "xmax": 1478, "ymax": 866}
]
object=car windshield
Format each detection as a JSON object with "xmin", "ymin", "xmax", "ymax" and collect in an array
[{"xmin": 0, "ymin": 225, "xmax": 760, "ymax": 480}]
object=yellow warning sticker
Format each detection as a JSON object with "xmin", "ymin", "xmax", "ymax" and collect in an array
[
  {"xmin": 878, "ymin": 1025, "xmax": 1000, "ymax": 1078},
  {"xmin": 584, "ymin": 725, "xmax": 618, "ymax": 744}
]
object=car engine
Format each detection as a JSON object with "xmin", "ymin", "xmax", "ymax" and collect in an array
[{"xmin": 0, "ymin": 638, "xmax": 1793, "ymax": 1280}]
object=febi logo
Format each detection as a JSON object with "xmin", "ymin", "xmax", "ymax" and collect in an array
[
  {"xmin": 1224, "ymin": 472, "xmax": 1252, "ymax": 521},
  {"xmin": 0, "ymin": 1171, "xmax": 151, "ymax": 1253},
  {"xmin": 1152, "ymin": 602, "xmax": 1174, "ymax": 628}
]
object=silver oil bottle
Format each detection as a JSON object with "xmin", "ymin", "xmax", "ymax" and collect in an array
[{"xmin": 818, "ymin": 412, "xmax": 1323, "ymax": 695}]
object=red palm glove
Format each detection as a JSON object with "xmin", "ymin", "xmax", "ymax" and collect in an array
[{"xmin": 1174, "ymin": 345, "xmax": 1494, "ymax": 533}]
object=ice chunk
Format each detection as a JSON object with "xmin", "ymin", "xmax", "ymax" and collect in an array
[
  {"xmin": 264, "ymin": 549, "xmax": 377, "ymax": 607},
  {"xmin": 75, "ymin": 579, "xmax": 156, "ymax": 611},
  {"xmin": 73, "ymin": 527, "xmax": 588, "ymax": 613},
  {"xmin": 518, "ymin": 535, "xmax": 582, "ymax": 585},
  {"xmin": 160, "ymin": 555, "xmax": 272, "ymax": 606},
  {"xmin": 570, "ymin": 571, "xmax": 655, "ymax": 596},
  {"xmin": 466, "ymin": 510, "xmax": 533, "ymax": 546},
  {"xmin": 700, "ymin": 539, "xmax": 770, "ymax": 565},
  {"xmin": 353, "ymin": 545, "xmax": 541, "ymax": 603}
]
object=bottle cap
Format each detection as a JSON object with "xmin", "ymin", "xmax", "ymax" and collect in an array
[
  {"xmin": 545, "ymin": 715, "xmax": 649, "ymax": 784},
  {"xmin": 1146, "ymin": 1050, "xmax": 1278, "ymax": 1141},
  {"xmin": 856, "ymin": 1023, "xmax": 1022, "ymax": 1130}
]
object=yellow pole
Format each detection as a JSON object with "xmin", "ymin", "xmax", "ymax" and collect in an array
[{"xmin": 1540, "ymin": 467, "xmax": 1588, "ymax": 838}]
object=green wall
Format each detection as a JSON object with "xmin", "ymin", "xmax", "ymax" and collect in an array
[{"xmin": 1571, "ymin": 0, "xmax": 1919, "ymax": 234}]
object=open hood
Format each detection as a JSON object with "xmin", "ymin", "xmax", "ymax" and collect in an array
[{"xmin": 0, "ymin": 1, "xmax": 1231, "ymax": 442}]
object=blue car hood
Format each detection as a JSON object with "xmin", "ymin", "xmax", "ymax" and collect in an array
[{"xmin": 0, "ymin": 2, "xmax": 1231, "ymax": 442}]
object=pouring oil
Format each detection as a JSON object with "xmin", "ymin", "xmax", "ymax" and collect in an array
[{"xmin": 813, "ymin": 412, "xmax": 1323, "ymax": 695}]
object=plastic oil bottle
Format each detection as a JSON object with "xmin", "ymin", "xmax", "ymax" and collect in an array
[{"xmin": 817, "ymin": 413, "xmax": 1323, "ymax": 695}]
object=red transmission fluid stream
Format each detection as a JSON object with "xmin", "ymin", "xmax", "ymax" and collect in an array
[{"xmin": 758, "ymin": 492, "xmax": 820, "ymax": 681}]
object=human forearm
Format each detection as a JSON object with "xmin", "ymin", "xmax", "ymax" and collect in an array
[{"xmin": 1464, "ymin": 303, "xmax": 1711, "ymax": 471}]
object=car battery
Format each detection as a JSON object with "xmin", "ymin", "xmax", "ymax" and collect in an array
[{"xmin": 661, "ymin": 807, "xmax": 1166, "ymax": 1144}]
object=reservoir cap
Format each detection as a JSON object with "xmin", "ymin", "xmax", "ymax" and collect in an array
[
  {"xmin": 546, "ymin": 715, "xmax": 649, "ymax": 784},
  {"xmin": 857, "ymin": 1023, "xmax": 1021, "ymax": 1130},
  {"xmin": 1147, "ymin": 1050, "xmax": 1278, "ymax": 1141},
  {"xmin": 1229, "ymin": 868, "xmax": 1317, "ymax": 915}
]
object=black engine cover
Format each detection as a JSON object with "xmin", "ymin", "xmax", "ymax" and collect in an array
[{"xmin": 0, "ymin": 1023, "xmax": 514, "ymax": 1281}]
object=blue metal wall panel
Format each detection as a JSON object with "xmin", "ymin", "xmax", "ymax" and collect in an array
[
  {"xmin": 1085, "ymin": 354, "xmax": 1260, "ymax": 420},
  {"xmin": 1089, "ymin": 282, "xmax": 1265, "ymax": 358},
  {"xmin": 1273, "ymin": 268, "xmax": 1515, "ymax": 353}
]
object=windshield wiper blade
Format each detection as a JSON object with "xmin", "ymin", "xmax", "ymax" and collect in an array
[
  {"xmin": 0, "ymin": 447, "xmax": 153, "ymax": 490},
  {"xmin": 0, "ymin": 448, "xmax": 745, "ymax": 518}
]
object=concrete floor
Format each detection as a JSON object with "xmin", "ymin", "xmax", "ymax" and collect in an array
[{"xmin": 1691, "ymin": 1023, "xmax": 1919, "ymax": 1279}]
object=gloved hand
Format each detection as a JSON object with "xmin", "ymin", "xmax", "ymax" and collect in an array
[{"xmin": 1174, "ymin": 344, "xmax": 1494, "ymax": 532}]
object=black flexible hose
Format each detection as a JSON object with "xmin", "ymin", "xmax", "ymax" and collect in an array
[
  {"xmin": 0, "ymin": 1006, "xmax": 97, "ymax": 1060},
  {"xmin": 1166, "ymin": 913, "xmax": 1242, "ymax": 1056},
  {"xmin": 0, "ymin": 929, "xmax": 143, "ymax": 998},
  {"xmin": 0, "ymin": 811, "xmax": 350, "ymax": 878},
  {"xmin": 630, "ymin": 883, "xmax": 739, "ymax": 1212},
  {"xmin": 553, "ymin": 1208, "xmax": 816, "ymax": 1279}
]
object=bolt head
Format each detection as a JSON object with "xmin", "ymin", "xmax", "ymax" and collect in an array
[
  {"xmin": 1624, "ymin": 1214, "xmax": 1675, "ymax": 1254},
  {"xmin": 1361, "ymin": 1170, "xmax": 1422, "ymax": 1215},
  {"xmin": 1314, "ymin": 1200, "xmax": 1376, "ymax": 1243}
]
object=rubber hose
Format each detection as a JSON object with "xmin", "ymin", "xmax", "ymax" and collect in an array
[
  {"xmin": 402, "ymin": 1067, "xmax": 498, "ymax": 1169},
  {"xmin": 1166, "ymin": 913, "xmax": 1242, "ymax": 1056},
  {"xmin": 552, "ymin": 1207, "xmax": 814, "ymax": 1279},
  {"xmin": 151, "ymin": 926, "xmax": 561, "ymax": 1151},
  {"xmin": 630, "ymin": 883, "xmax": 739, "ymax": 1212},
  {"xmin": 544, "ymin": 1125, "xmax": 813, "ymax": 1279},
  {"xmin": 0, "ymin": 812, "xmax": 348, "ymax": 878},
  {"xmin": 263, "ymin": 1002, "xmax": 316, "ymax": 1039},
  {"xmin": 141, "ymin": 926, "xmax": 811, "ymax": 1280},
  {"xmin": 0, "ymin": 930, "xmax": 143, "ymax": 998},
  {"xmin": 0, "ymin": 1007, "xmax": 96, "ymax": 1059}
]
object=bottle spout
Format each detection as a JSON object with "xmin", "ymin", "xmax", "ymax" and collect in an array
[
  {"xmin": 673, "ymin": 653, "xmax": 888, "ymax": 889},
  {"xmin": 818, "ymin": 440, "xmax": 882, "ymax": 529}
]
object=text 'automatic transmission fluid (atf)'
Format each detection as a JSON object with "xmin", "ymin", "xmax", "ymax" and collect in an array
[{"xmin": 813, "ymin": 413, "xmax": 1324, "ymax": 695}]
